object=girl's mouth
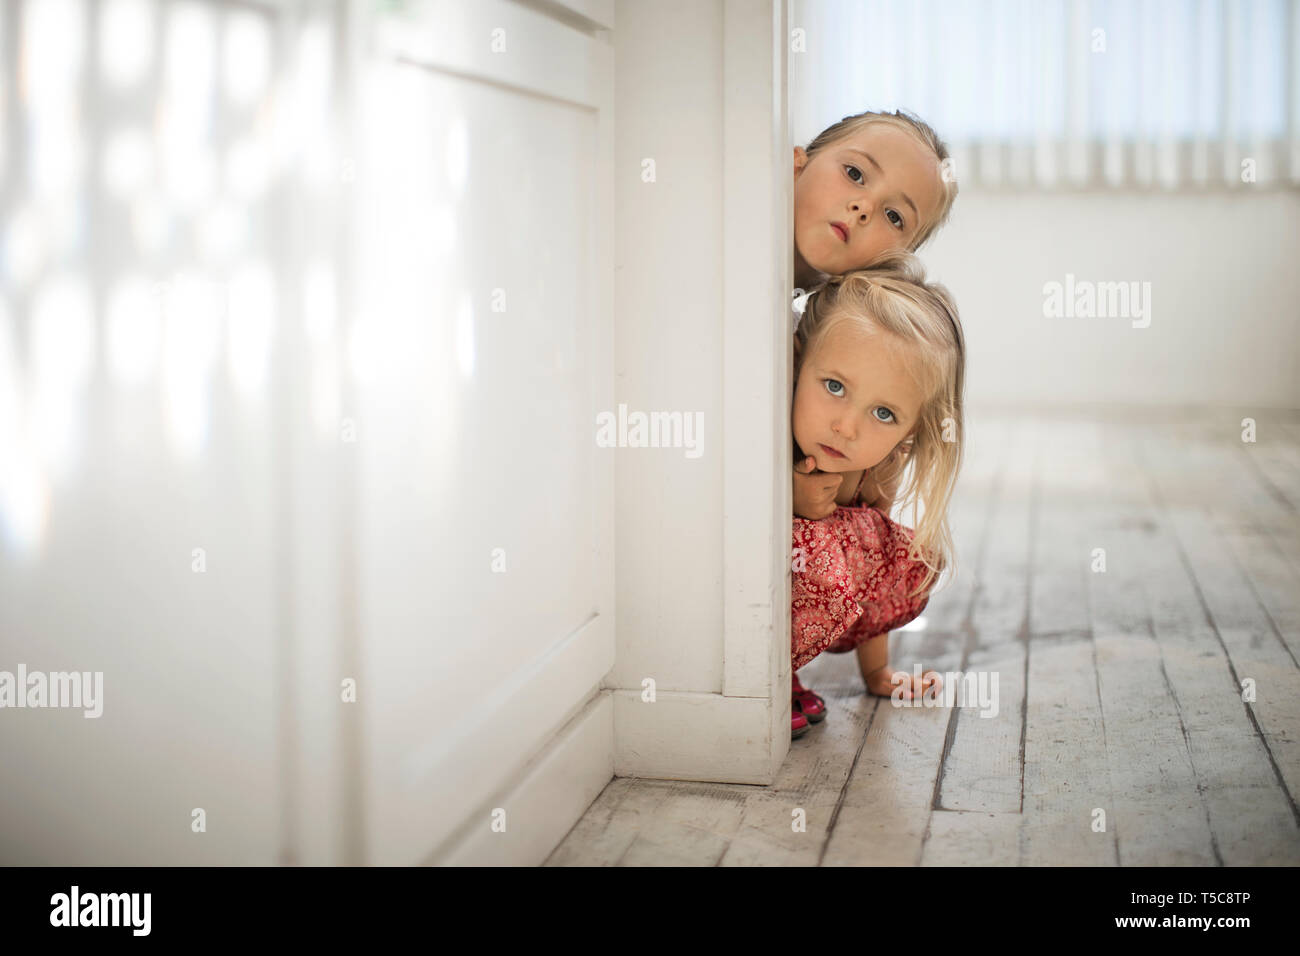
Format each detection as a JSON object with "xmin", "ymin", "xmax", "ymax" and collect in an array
[
  {"xmin": 819, "ymin": 443, "xmax": 847, "ymax": 459},
  {"xmin": 830, "ymin": 222, "xmax": 849, "ymax": 243}
]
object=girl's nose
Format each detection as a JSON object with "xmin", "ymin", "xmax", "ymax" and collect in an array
[{"xmin": 849, "ymin": 199, "xmax": 872, "ymax": 223}]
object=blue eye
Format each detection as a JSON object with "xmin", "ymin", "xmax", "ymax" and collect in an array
[
  {"xmin": 873, "ymin": 407, "xmax": 896, "ymax": 423},
  {"xmin": 844, "ymin": 165, "xmax": 904, "ymax": 230},
  {"xmin": 824, "ymin": 379, "xmax": 845, "ymax": 397}
]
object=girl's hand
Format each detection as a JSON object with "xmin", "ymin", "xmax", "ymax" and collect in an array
[{"xmin": 793, "ymin": 456, "xmax": 842, "ymax": 520}]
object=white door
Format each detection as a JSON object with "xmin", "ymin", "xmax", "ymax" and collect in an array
[{"xmin": 344, "ymin": 0, "xmax": 616, "ymax": 864}]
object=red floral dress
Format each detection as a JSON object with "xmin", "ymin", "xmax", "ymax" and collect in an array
[{"xmin": 791, "ymin": 470, "xmax": 935, "ymax": 672}]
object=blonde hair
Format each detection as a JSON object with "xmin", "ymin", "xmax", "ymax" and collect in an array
[
  {"xmin": 793, "ymin": 250, "xmax": 965, "ymax": 598},
  {"xmin": 804, "ymin": 109, "xmax": 957, "ymax": 253}
]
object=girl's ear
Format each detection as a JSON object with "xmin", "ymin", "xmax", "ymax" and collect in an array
[{"xmin": 793, "ymin": 146, "xmax": 808, "ymax": 179}]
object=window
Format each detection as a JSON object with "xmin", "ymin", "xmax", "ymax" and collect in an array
[{"xmin": 792, "ymin": 0, "xmax": 1300, "ymax": 188}]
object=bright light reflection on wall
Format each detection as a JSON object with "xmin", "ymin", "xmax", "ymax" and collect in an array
[
  {"xmin": 195, "ymin": 201, "xmax": 247, "ymax": 263},
  {"xmin": 0, "ymin": 305, "xmax": 47, "ymax": 556},
  {"xmin": 0, "ymin": 302, "xmax": 17, "ymax": 447},
  {"xmin": 445, "ymin": 116, "xmax": 468, "ymax": 195},
  {"xmin": 103, "ymin": 128, "xmax": 154, "ymax": 199},
  {"xmin": 456, "ymin": 293, "xmax": 474, "ymax": 380},
  {"xmin": 161, "ymin": 3, "xmax": 216, "ymax": 213},
  {"xmin": 0, "ymin": 6, "xmax": 6, "ymax": 185},
  {"xmin": 29, "ymin": 274, "xmax": 94, "ymax": 479},
  {"xmin": 0, "ymin": 447, "xmax": 49, "ymax": 558},
  {"xmin": 161, "ymin": 141, "xmax": 216, "ymax": 214},
  {"xmin": 131, "ymin": 192, "xmax": 173, "ymax": 256},
  {"xmin": 30, "ymin": 112, "xmax": 86, "ymax": 198},
  {"xmin": 347, "ymin": 319, "xmax": 375, "ymax": 388},
  {"xmin": 4, "ymin": 204, "xmax": 47, "ymax": 286},
  {"xmin": 106, "ymin": 276, "xmax": 162, "ymax": 388},
  {"xmin": 311, "ymin": 353, "xmax": 340, "ymax": 439},
  {"xmin": 303, "ymin": 261, "xmax": 335, "ymax": 348},
  {"xmin": 303, "ymin": 262, "xmax": 338, "ymax": 437},
  {"xmin": 100, "ymin": 0, "xmax": 153, "ymax": 91},
  {"xmin": 162, "ymin": 272, "xmax": 220, "ymax": 459},
  {"xmin": 223, "ymin": 12, "xmax": 270, "ymax": 106},
  {"xmin": 227, "ymin": 262, "xmax": 274, "ymax": 398},
  {"xmin": 430, "ymin": 204, "xmax": 456, "ymax": 258},
  {"xmin": 164, "ymin": 3, "xmax": 214, "ymax": 128},
  {"xmin": 2, "ymin": 0, "xmax": 286, "ymax": 551},
  {"xmin": 22, "ymin": 0, "xmax": 85, "ymax": 114},
  {"xmin": 226, "ymin": 138, "xmax": 272, "ymax": 200},
  {"xmin": 286, "ymin": 20, "xmax": 331, "ymax": 179}
]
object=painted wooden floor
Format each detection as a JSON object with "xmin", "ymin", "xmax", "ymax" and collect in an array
[{"xmin": 545, "ymin": 410, "xmax": 1300, "ymax": 866}]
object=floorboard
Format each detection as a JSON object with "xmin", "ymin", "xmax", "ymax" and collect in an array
[{"xmin": 545, "ymin": 411, "xmax": 1300, "ymax": 866}]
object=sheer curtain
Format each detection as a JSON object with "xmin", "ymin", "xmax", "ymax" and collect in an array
[{"xmin": 791, "ymin": 0, "xmax": 1300, "ymax": 189}]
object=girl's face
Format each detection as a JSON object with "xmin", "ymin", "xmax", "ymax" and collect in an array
[
  {"xmin": 793, "ymin": 123, "xmax": 943, "ymax": 279},
  {"xmin": 793, "ymin": 318, "xmax": 927, "ymax": 475}
]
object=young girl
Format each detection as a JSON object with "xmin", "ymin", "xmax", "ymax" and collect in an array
[
  {"xmin": 789, "ymin": 252, "xmax": 965, "ymax": 738},
  {"xmin": 789, "ymin": 109, "xmax": 959, "ymax": 733}
]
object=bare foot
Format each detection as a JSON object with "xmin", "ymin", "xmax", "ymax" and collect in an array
[{"xmin": 864, "ymin": 665, "xmax": 941, "ymax": 701}]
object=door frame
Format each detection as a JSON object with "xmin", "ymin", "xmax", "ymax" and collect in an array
[{"xmin": 609, "ymin": 0, "xmax": 794, "ymax": 785}]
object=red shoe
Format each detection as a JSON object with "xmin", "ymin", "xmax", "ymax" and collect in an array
[
  {"xmin": 791, "ymin": 710, "xmax": 810, "ymax": 738},
  {"xmin": 792, "ymin": 673, "xmax": 826, "ymax": 723}
]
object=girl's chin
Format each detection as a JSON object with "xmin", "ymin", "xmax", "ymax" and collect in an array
[
  {"xmin": 798, "ymin": 253, "xmax": 836, "ymax": 279},
  {"xmin": 794, "ymin": 242, "xmax": 834, "ymax": 279}
]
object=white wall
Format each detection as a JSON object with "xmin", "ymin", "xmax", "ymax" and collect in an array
[
  {"xmin": 921, "ymin": 190, "xmax": 1300, "ymax": 410},
  {"xmin": 610, "ymin": 0, "xmax": 792, "ymax": 784},
  {"xmin": 612, "ymin": 1, "xmax": 725, "ymax": 696}
]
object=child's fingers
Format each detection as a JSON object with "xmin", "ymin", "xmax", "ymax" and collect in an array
[{"xmin": 794, "ymin": 456, "xmax": 817, "ymax": 474}]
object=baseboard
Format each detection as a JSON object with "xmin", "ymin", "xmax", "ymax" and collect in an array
[
  {"xmin": 433, "ymin": 691, "xmax": 615, "ymax": 865},
  {"xmin": 612, "ymin": 689, "xmax": 783, "ymax": 784}
]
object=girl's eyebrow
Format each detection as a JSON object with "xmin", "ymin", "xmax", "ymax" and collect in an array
[{"xmin": 842, "ymin": 148, "xmax": 919, "ymax": 222}]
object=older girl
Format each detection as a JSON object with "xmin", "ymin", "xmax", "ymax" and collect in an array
[{"xmin": 789, "ymin": 252, "xmax": 965, "ymax": 738}]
